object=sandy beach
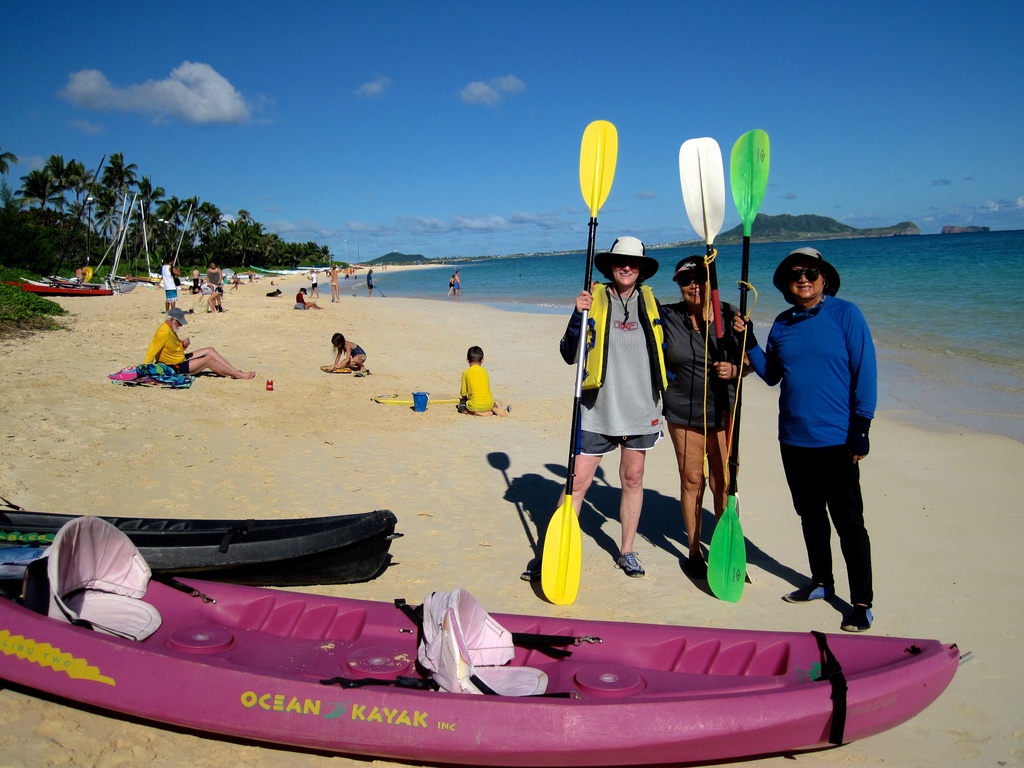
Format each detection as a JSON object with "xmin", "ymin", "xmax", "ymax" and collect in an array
[{"xmin": 1, "ymin": 278, "xmax": 1021, "ymax": 768}]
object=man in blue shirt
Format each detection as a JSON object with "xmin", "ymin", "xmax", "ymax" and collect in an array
[{"xmin": 743, "ymin": 247, "xmax": 876, "ymax": 632}]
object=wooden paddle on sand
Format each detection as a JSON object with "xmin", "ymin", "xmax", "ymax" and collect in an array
[{"xmin": 541, "ymin": 120, "xmax": 618, "ymax": 606}]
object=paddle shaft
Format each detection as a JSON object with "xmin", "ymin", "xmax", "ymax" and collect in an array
[
  {"xmin": 726, "ymin": 236, "xmax": 751, "ymax": 496},
  {"xmin": 565, "ymin": 216, "xmax": 599, "ymax": 494},
  {"xmin": 706, "ymin": 244, "xmax": 725, "ymax": 352}
]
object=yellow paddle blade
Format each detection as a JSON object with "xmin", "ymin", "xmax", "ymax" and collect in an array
[
  {"xmin": 579, "ymin": 120, "xmax": 618, "ymax": 218},
  {"xmin": 541, "ymin": 495, "xmax": 582, "ymax": 605}
]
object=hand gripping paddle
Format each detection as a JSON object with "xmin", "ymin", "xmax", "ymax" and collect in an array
[{"xmin": 541, "ymin": 120, "xmax": 618, "ymax": 606}]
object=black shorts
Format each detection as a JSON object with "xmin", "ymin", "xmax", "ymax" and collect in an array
[{"xmin": 173, "ymin": 353, "xmax": 194, "ymax": 375}]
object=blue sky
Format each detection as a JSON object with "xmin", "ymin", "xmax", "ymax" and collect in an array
[{"xmin": 4, "ymin": 1, "xmax": 1022, "ymax": 260}]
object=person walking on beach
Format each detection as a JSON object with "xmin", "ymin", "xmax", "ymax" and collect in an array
[
  {"xmin": 661, "ymin": 256, "xmax": 744, "ymax": 581},
  {"xmin": 452, "ymin": 270, "xmax": 461, "ymax": 297},
  {"xmin": 161, "ymin": 255, "xmax": 179, "ymax": 313},
  {"xmin": 329, "ymin": 264, "xmax": 341, "ymax": 302},
  {"xmin": 206, "ymin": 262, "xmax": 224, "ymax": 312},
  {"xmin": 458, "ymin": 346, "xmax": 511, "ymax": 417},
  {"xmin": 739, "ymin": 247, "xmax": 877, "ymax": 632},
  {"xmin": 523, "ymin": 236, "xmax": 667, "ymax": 581},
  {"xmin": 144, "ymin": 308, "xmax": 256, "ymax": 379},
  {"xmin": 308, "ymin": 268, "xmax": 320, "ymax": 298},
  {"xmin": 367, "ymin": 269, "xmax": 375, "ymax": 297}
]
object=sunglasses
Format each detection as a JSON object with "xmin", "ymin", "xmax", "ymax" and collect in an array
[
  {"xmin": 789, "ymin": 267, "xmax": 821, "ymax": 282},
  {"xmin": 675, "ymin": 269, "xmax": 708, "ymax": 285}
]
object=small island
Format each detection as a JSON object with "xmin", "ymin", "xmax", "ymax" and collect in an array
[{"xmin": 941, "ymin": 225, "xmax": 990, "ymax": 234}]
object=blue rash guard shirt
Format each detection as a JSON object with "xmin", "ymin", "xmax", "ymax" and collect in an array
[{"xmin": 746, "ymin": 296, "xmax": 877, "ymax": 448}]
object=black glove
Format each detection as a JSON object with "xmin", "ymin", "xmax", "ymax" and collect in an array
[
  {"xmin": 847, "ymin": 416, "xmax": 871, "ymax": 457},
  {"xmin": 744, "ymin": 328, "xmax": 759, "ymax": 351}
]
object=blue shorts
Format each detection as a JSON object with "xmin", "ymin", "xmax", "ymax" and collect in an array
[
  {"xmin": 351, "ymin": 345, "xmax": 366, "ymax": 357},
  {"xmin": 578, "ymin": 430, "xmax": 662, "ymax": 456},
  {"xmin": 165, "ymin": 289, "xmax": 178, "ymax": 300}
]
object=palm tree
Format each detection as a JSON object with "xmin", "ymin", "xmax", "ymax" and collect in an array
[
  {"xmin": 226, "ymin": 218, "xmax": 262, "ymax": 265},
  {"xmin": 91, "ymin": 186, "xmax": 119, "ymax": 246},
  {"xmin": 155, "ymin": 197, "xmax": 183, "ymax": 259},
  {"xmin": 194, "ymin": 200, "xmax": 225, "ymax": 246},
  {"xmin": 44, "ymin": 155, "xmax": 70, "ymax": 213},
  {"xmin": 17, "ymin": 168, "xmax": 60, "ymax": 210},
  {"xmin": 133, "ymin": 176, "xmax": 165, "ymax": 266},
  {"xmin": 101, "ymin": 152, "xmax": 138, "ymax": 196},
  {"xmin": 0, "ymin": 146, "xmax": 19, "ymax": 175},
  {"xmin": 65, "ymin": 160, "xmax": 88, "ymax": 211}
]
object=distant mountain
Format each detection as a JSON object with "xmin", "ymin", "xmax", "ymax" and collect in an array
[
  {"xmin": 655, "ymin": 214, "xmax": 921, "ymax": 248},
  {"xmin": 362, "ymin": 251, "xmax": 429, "ymax": 266},
  {"xmin": 722, "ymin": 214, "xmax": 920, "ymax": 243}
]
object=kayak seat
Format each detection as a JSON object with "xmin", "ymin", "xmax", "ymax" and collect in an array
[
  {"xmin": 46, "ymin": 516, "xmax": 162, "ymax": 641},
  {"xmin": 441, "ymin": 605, "xmax": 548, "ymax": 696},
  {"xmin": 419, "ymin": 589, "xmax": 548, "ymax": 696}
]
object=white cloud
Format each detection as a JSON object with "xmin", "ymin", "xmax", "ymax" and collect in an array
[
  {"xmin": 60, "ymin": 61, "xmax": 249, "ymax": 124},
  {"xmin": 70, "ymin": 118, "xmax": 102, "ymax": 135},
  {"xmin": 459, "ymin": 74, "xmax": 526, "ymax": 106},
  {"xmin": 1017, "ymin": 196, "xmax": 1024, "ymax": 208},
  {"xmin": 354, "ymin": 75, "xmax": 392, "ymax": 98}
]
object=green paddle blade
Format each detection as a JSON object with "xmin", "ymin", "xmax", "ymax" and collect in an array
[
  {"xmin": 707, "ymin": 495, "xmax": 746, "ymax": 602},
  {"xmin": 541, "ymin": 495, "xmax": 582, "ymax": 605},
  {"xmin": 679, "ymin": 138, "xmax": 725, "ymax": 245},
  {"xmin": 580, "ymin": 121, "xmax": 618, "ymax": 217},
  {"xmin": 729, "ymin": 130, "xmax": 770, "ymax": 238}
]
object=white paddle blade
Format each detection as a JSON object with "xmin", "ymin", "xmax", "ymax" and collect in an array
[{"xmin": 679, "ymin": 138, "xmax": 726, "ymax": 245}]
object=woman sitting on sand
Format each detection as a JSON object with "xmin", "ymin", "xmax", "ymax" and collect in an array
[
  {"xmin": 295, "ymin": 288, "xmax": 323, "ymax": 310},
  {"xmin": 328, "ymin": 333, "xmax": 367, "ymax": 371}
]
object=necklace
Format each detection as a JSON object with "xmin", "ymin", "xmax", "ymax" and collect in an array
[{"xmin": 616, "ymin": 289, "xmax": 634, "ymax": 323}]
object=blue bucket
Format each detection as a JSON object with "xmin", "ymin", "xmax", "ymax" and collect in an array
[{"xmin": 412, "ymin": 392, "xmax": 429, "ymax": 412}]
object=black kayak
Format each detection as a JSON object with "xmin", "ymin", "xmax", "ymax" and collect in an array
[{"xmin": 0, "ymin": 501, "xmax": 401, "ymax": 586}]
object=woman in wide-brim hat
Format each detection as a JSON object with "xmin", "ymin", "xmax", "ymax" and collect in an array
[
  {"xmin": 772, "ymin": 246, "xmax": 841, "ymax": 303},
  {"xmin": 521, "ymin": 235, "xmax": 667, "ymax": 583},
  {"xmin": 741, "ymin": 245, "xmax": 878, "ymax": 633},
  {"xmin": 593, "ymin": 236, "xmax": 660, "ymax": 283}
]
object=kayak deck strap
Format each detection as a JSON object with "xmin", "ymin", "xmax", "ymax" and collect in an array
[{"xmin": 811, "ymin": 630, "xmax": 848, "ymax": 745}]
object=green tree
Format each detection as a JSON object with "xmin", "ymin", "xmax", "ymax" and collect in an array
[
  {"xmin": 0, "ymin": 146, "xmax": 18, "ymax": 175},
  {"xmin": 44, "ymin": 155, "xmax": 70, "ymax": 213},
  {"xmin": 17, "ymin": 169, "xmax": 60, "ymax": 210},
  {"xmin": 0, "ymin": 183, "xmax": 58, "ymax": 273}
]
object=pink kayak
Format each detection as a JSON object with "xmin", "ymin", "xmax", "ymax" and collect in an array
[{"xmin": 0, "ymin": 575, "xmax": 959, "ymax": 766}]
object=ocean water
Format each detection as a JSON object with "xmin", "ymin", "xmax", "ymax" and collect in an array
[{"xmin": 362, "ymin": 231, "xmax": 1024, "ymax": 443}]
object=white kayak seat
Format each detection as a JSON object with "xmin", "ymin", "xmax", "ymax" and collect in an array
[
  {"xmin": 47, "ymin": 516, "xmax": 162, "ymax": 641},
  {"xmin": 420, "ymin": 588, "xmax": 547, "ymax": 696}
]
